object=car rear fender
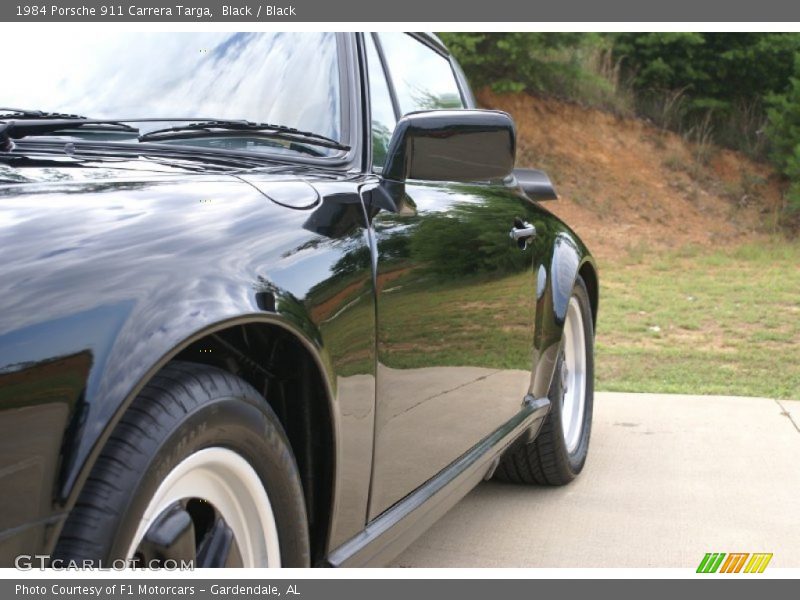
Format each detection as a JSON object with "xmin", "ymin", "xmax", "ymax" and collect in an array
[{"xmin": 531, "ymin": 230, "xmax": 597, "ymax": 400}]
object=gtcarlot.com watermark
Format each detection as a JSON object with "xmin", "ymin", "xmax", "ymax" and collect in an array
[{"xmin": 14, "ymin": 554, "xmax": 194, "ymax": 571}]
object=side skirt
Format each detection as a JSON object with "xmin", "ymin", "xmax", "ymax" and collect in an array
[{"xmin": 325, "ymin": 396, "xmax": 550, "ymax": 567}]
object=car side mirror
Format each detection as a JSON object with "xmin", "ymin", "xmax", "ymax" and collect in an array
[
  {"xmin": 377, "ymin": 110, "xmax": 516, "ymax": 208},
  {"xmin": 513, "ymin": 168, "xmax": 558, "ymax": 201}
]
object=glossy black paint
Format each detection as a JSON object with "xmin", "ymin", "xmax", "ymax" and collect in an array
[
  {"xmin": 382, "ymin": 110, "xmax": 515, "ymax": 183},
  {"xmin": 328, "ymin": 396, "xmax": 550, "ymax": 567},
  {"xmin": 0, "ymin": 161, "xmax": 381, "ymax": 554},
  {"xmin": 361, "ymin": 175, "xmax": 595, "ymax": 516},
  {"xmin": 513, "ymin": 167, "xmax": 559, "ymax": 201},
  {"xmin": 0, "ymin": 32, "xmax": 597, "ymax": 566}
]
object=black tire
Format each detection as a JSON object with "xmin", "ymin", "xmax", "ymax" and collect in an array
[
  {"xmin": 496, "ymin": 276, "xmax": 594, "ymax": 485},
  {"xmin": 54, "ymin": 361, "xmax": 309, "ymax": 567}
]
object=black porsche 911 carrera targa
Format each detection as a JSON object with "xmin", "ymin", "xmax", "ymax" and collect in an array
[{"xmin": 0, "ymin": 32, "xmax": 598, "ymax": 568}]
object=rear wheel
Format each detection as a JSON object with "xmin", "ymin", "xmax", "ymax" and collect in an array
[
  {"xmin": 54, "ymin": 361, "xmax": 309, "ymax": 567},
  {"xmin": 496, "ymin": 275, "xmax": 594, "ymax": 485}
]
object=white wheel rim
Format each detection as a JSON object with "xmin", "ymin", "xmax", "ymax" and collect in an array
[
  {"xmin": 561, "ymin": 296, "xmax": 587, "ymax": 454},
  {"xmin": 127, "ymin": 447, "xmax": 281, "ymax": 567}
]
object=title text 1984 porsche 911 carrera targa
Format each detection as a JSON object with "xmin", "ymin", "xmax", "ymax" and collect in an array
[{"xmin": 0, "ymin": 32, "xmax": 597, "ymax": 568}]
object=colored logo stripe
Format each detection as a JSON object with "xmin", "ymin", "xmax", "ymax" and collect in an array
[
  {"xmin": 697, "ymin": 552, "xmax": 773, "ymax": 573},
  {"xmin": 744, "ymin": 553, "xmax": 773, "ymax": 573},
  {"xmin": 719, "ymin": 553, "xmax": 749, "ymax": 573},
  {"xmin": 697, "ymin": 553, "xmax": 726, "ymax": 573}
]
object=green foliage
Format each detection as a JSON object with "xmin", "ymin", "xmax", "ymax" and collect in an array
[
  {"xmin": 440, "ymin": 33, "xmax": 581, "ymax": 90},
  {"xmin": 613, "ymin": 33, "xmax": 706, "ymax": 91},
  {"xmin": 439, "ymin": 33, "xmax": 629, "ymax": 112},
  {"xmin": 614, "ymin": 33, "xmax": 800, "ymax": 157},
  {"xmin": 615, "ymin": 33, "xmax": 800, "ymax": 104},
  {"xmin": 766, "ymin": 56, "xmax": 800, "ymax": 226}
]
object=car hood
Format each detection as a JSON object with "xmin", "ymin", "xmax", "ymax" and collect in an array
[
  {"xmin": 0, "ymin": 154, "xmax": 333, "ymax": 208},
  {"xmin": 0, "ymin": 152, "xmax": 366, "ymax": 348}
]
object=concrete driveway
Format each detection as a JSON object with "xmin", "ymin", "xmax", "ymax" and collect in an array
[{"xmin": 392, "ymin": 392, "xmax": 800, "ymax": 568}]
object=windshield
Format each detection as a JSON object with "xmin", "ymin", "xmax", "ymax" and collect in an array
[{"xmin": 2, "ymin": 32, "xmax": 344, "ymax": 157}]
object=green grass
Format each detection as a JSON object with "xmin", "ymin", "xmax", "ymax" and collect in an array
[{"xmin": 596, "ymin": 241, "xmax": 800, "ymax": 399}]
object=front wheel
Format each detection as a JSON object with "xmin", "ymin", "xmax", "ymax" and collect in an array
[
  {"xmin": 496, "ymin": 275, "xmax": 594, "ymax": 485},
  {"xmin": 54, "ymin": 361, "xmax": 310, "ymax": 567}
]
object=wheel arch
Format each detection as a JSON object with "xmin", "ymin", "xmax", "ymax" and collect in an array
[
  {"xmin": 171, "ymin": 319, "xmax": 337, "ymax": 565},
  {"xmin": 578, "ymin": 258, "xmax": 599, "ymax": 330},
  {"xmin": 531, "ymin": 231, "xmax": 597, "ymax": 399},
  {"xmin": 59, "ymin": 314, "xmax": 339, "ymax": 566}
]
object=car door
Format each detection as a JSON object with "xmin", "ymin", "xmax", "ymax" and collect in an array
[{"xmin": 363, "ymin": 33, "xmax": 544, "ymax": 517}]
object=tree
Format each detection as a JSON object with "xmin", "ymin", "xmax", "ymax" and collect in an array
[{"xmin": 766, "ymin": 55, "xmax": 800, "ymax": 226}]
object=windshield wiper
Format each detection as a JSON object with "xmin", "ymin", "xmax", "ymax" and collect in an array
[
  {"xmin": 0, "ymin": 118, "xmax": 140, "ymax": 151},
  {"xmin": 138, "ymin": 120, "xmax": 350, "ymax": 152},
  {"xmin": 1, "ymin": 114, "xmax": 350, "ymax": 157},
  {"xmin": 0, "ymin": 107, "xmax": 90, "ymax": 120}
]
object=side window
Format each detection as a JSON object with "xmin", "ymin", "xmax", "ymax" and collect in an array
[
  {"xmin": 366, "ymin": 34, "xmax": 397, "ymax": 170},
  {"xmin": 377, "ymin": 33, "xmax": 464, "ymax": 115}
]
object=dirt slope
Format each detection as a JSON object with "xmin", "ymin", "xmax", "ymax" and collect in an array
[{"xmin": 477, "ymin": 89, "xmax": 784, "ymax": 263}]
